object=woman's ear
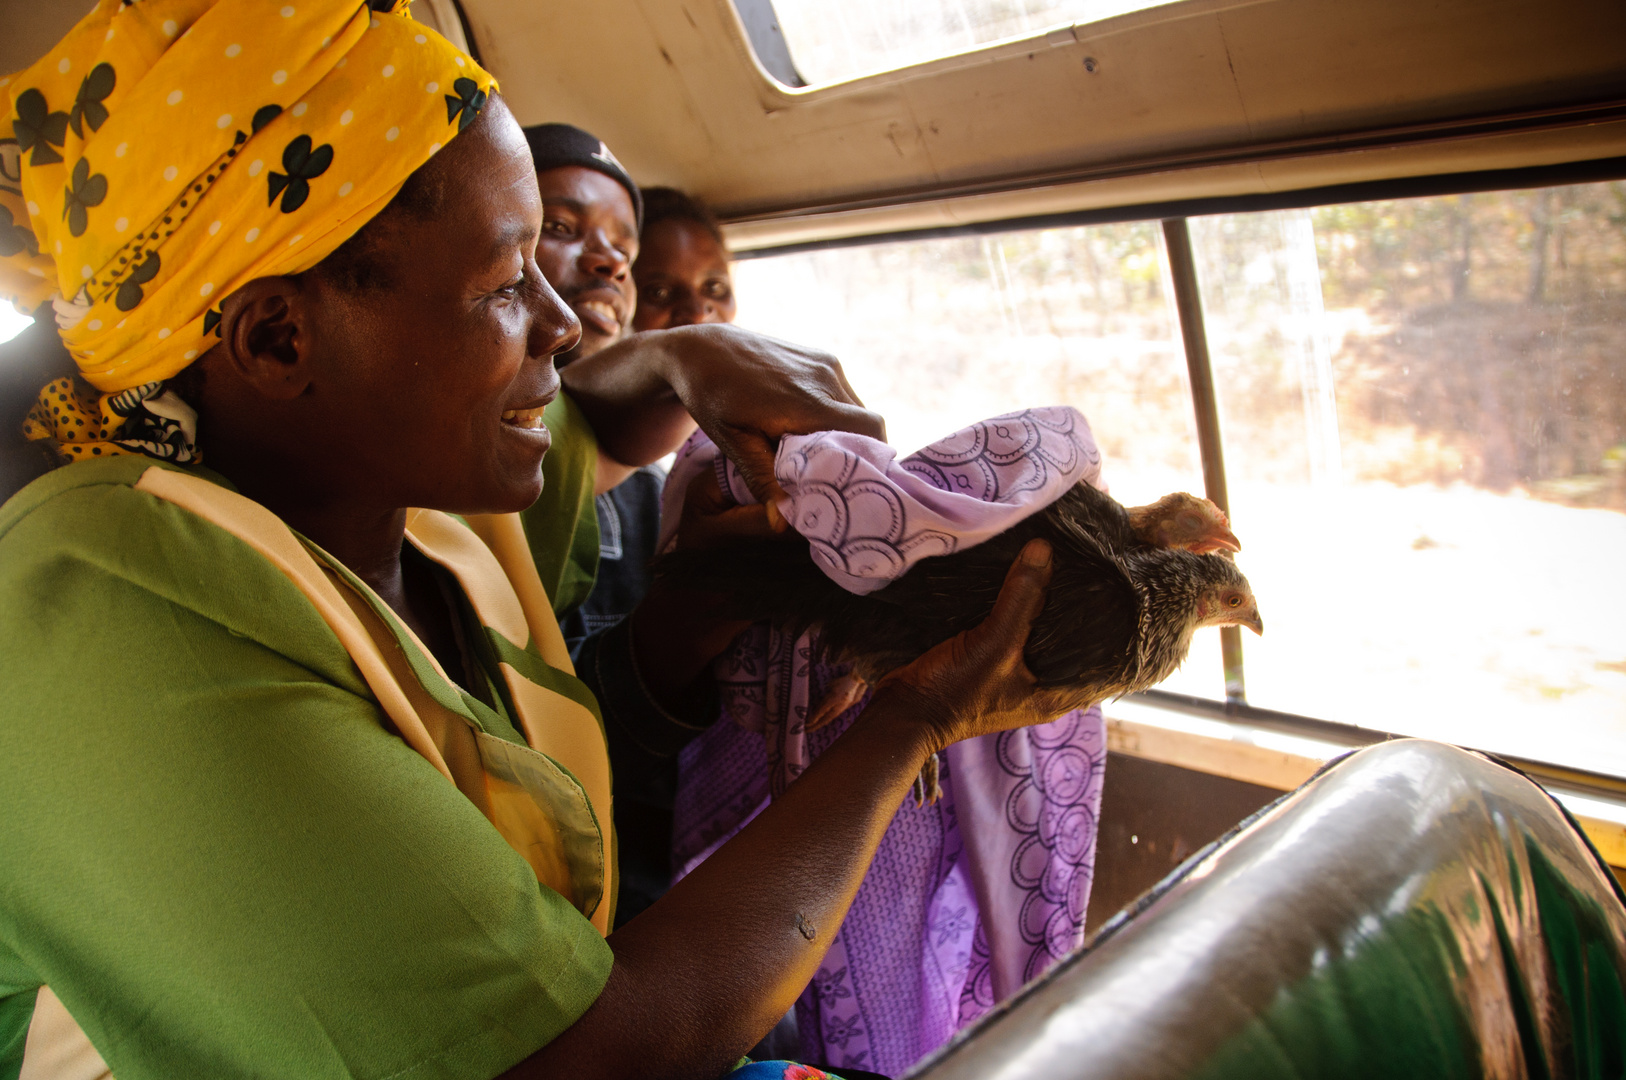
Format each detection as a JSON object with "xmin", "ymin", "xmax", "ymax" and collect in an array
[{"xmin": 212, "ymin": 277, "xmax": 311, "ymax": 401}]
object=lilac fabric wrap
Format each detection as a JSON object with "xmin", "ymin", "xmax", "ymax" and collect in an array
[{"xmin": 664, "ymin": 409, "xmax": 1109, "ymax": 1076}]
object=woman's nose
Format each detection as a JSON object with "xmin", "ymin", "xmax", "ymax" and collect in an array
[
  {"xmin": 528, "ymin": 272, "xmax": 582, "ymax": 357},
  {"xmin": 672, "ymin": 294, "xmax": 715, "ymax": 327}
]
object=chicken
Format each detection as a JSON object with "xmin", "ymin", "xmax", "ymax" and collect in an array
[{"xmin": 656, "ymin": 484, "xmax": 1261, "ymax": 801}]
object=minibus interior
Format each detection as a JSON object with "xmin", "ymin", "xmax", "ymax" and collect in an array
[{"xmin": 4, "ymin": 0, "xmax": 1625, "ymax": 1075}]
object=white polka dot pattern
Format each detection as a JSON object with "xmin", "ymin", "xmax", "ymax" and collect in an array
[{"xmin": 1, "ymin": 0, "xmax": 498, "ymax": 461}]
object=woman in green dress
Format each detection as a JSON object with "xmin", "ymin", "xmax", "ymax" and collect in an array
[{"xmin": 0, "ymin": 3, "xmax": 1075, "ymax": 1077}]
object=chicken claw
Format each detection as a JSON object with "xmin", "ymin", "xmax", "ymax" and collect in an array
[
  {"xmin": 912, "ymin": 753, "xmax": 942, "ymax": 807},
  {"xmin": 807, "ymin": 671, "xmax": 871, "ymax": 732}
]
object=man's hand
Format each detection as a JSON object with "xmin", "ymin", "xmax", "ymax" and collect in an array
[
  {"xmin": 560, "ymin": 324, "xmax": 884, "ymax": 505},
  {"xmin": 671, "ymin": 465, "xmax": 784, "ymax": 550},
  {"xmin": 653, "ymin": 324, "xmax": 883, "ymax": 506}
]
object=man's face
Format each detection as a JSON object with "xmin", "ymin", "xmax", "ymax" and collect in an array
[{"xmin": 533, "ymin": 165, "xmax": 639, "ymax": 365}]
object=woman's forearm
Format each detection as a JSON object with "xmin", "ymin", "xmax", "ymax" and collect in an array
[{"xmin": 508, "ymin": 693, "xmax": 939, "ymax": 1080}]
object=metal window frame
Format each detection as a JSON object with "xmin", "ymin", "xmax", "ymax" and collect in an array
[
  {"xmin": 728, "ymin": 154, "xmax": 1626, "ymax": 260},
  {"xmin": 1160, "ymin": 217, "xmax": 1246, "ymax": 704},
  {"xmin": 730, "ymin": 161, "xmax": 1626, "ymax": 783}
]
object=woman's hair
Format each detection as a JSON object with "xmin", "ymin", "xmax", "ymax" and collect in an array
[{"xmin": 640, "ymin": 187, "xmax": 727, "ymax": 253}]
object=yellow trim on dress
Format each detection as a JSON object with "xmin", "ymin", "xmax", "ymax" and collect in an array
[{"xmin": 132, "ymin": 467, "xmax": 615, "ymax": 935}]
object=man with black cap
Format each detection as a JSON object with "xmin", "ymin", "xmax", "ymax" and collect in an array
[
  {"xmin": 518, "ymin": 123, "xmax": 687, "ymax": 931},
  {"xmin": 523, "ymin": 123, "xmax": 645, "ymax": 373}
]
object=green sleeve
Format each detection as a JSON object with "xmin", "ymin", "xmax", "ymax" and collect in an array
[
  {"xmin": 523, "ymin": 392, "xmax": 602, "ymax": 618},
  {"xmin": 0, "ymin": 460, "xmax": 612, "ymax": 1080}
]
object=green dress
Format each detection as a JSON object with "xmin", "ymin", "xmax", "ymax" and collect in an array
[{"xmin": 0, "ymin": 401, "xmax": 612, "ymax": 1080}]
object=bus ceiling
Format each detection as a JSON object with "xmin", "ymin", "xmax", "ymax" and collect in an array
[
  {"xmin": 457, "ymin": 0, "xmax": 1626, "ymax": 252},
  {"xmin": 5, "ymin": 0, "xmax": 1624, "ymax": 250}
]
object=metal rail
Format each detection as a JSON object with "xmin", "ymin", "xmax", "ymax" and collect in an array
[
  {"xmin": 1129, "ymin": 688, "xmax": 1626, "ymax": 803},
  {"xmin": 1160, "ymin": 218, "xmax": 1245, "ymax": 704},
  {"xmin": 729, "ymin": 155, "xmax": 1626, "ymax": 260}
]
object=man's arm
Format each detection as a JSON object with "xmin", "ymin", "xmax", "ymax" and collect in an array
[{"xmin": 562, "ymin": 323, "xmax": 883, "ymax": 503}]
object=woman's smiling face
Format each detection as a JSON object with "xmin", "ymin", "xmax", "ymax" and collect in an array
[
  {"xmin": 206, "ymin": 95, "xmax": 582, "ymax": 518},
  {"xmin": 631, "ymin": 217, "xmax": 736, "ymax": 331}
]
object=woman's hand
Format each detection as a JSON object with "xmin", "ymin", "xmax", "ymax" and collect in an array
[{"xmin": 871, "ymin": 538, "xmax": 1077, "ymax": 753}]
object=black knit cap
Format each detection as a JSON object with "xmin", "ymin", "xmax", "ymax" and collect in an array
[{"xmin": 521, "ymin": 123, "xmax": 643, "ymax": 230}]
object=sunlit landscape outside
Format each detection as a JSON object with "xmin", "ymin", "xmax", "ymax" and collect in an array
[
  {"xmin": 730, "ymin": 181, "xmax": 1626, "ymax": 774},
  {"xmin": 763, "ymin": 0, "xmax": 1184, "ymax": 85}
]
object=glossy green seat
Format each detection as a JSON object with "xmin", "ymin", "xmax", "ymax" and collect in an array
[{"xmin": 914, "ymin": 739, "xmax": 1626, "ymax": 1080}]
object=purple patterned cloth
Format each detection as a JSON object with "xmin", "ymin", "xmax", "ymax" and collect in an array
[
  {"xmin": 657, "ymin": 407, "xmax": 1100, "ymax": 594},
  {"xmin": 666, "ymin": 409, "xmax": 1110, "ymax": 1076}
]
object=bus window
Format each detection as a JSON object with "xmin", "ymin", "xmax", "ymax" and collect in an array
[
  {"xmin": 1189, "ymin": 184, "xmax": 1626, "ymax": 773},
  {"xmin": 755, "ymin": 0, "xmax": 1186, "ymax": 85},
  {"xmin": 731, "ymin": 221, "xmax": 1224, "ymax": 700},
  {"xmin": 733, "ymin": 181, "xmax": 1626, "ymax": 772}
]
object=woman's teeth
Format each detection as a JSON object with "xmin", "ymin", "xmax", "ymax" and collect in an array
[{"xmin": 502, "ymin": 407, "xmax": 546, "ymax": 430}]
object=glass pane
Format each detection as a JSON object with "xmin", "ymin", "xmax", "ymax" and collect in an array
[
  {"xmin": 761, "ymin": 0, "xmax": 1185, "ymax": 86},
  {"xmin": 732, "ymin": 224, "xmax": 1224, "ymax": 699},
  {"xmin": 1189, "ymin": 185, "xmax": 1626, "ymax": 774},
  {"xmin": 0, "ymin": 300, "xmax": 30, "ymax": 345}
]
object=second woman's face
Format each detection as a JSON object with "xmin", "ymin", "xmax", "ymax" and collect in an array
[{"xmin": 631, "ymin": 219, "xmax": 736, "ymax": 331}]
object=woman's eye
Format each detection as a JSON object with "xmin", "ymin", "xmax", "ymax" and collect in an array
[
  {"xmin": 543, "ymin": 219, "xmax": 572, "ymax": 237},
  {"xmin": 495, "ymin": 273, "xmax": 525, "ymax": 297},
  {"xmin": 646, "ymin": 286, "xmax": 673, "ymax": 303},
  {"xmin": 703, "ymin": 280, "xmax": 731, "ymax": 299}
]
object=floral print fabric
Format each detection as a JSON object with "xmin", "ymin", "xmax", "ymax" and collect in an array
[
  {"xmin": 0, "ymin": 0, "xmax": 496, "ymax": 461},
  {"xmin": 729, "ymin": 1063, "xmax": 844, "ymax": 1079}
]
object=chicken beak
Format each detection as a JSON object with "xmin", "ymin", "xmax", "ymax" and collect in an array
[
  {"xmin": 1190, "ymin": 527, "xmax": 1241, "ymax": 555},
  {"xmin": 1242, "ymin": 608, "xmax": 1264, "ymax": 636}
]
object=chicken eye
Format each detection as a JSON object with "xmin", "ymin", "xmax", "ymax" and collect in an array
[{"xmin": 1227, "ymin": 595, "xmax": 1242, "ymax": 607}]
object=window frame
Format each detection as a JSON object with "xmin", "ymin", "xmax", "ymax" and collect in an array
[{"xmin": 727, "ymin": 157, "xmax": 1626, "ymax": 804}]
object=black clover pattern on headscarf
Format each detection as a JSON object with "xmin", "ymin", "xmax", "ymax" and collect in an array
[
  {"xmin": 251, "ymin": 104, "xmax": 283, "ymax": 134},
  {"xmin": 267, "ymin": 135, "xmax": 333, "ymax": 213},
  {"xmin": 115, "ymin": 251, "xmax": 160, "ymax": 311},
  {"xmin": 0, "ymin": 204, "xmax": 38, "ymax": 259},
  {"xmin": 14, "ymin": 89, "xmax": 70, "ymax": 167},
  {"xmin": 203, "ymin": 307, "xmax": 222, "ymax": 337},
  {"xmin": 62, "ymin": 157, "xmax": 107, "ymax": 238},
  {"xmin": 69, "ymin": 63, "xmax": 116, "ymax": 138},
  {"xmin": 444, "ymin": 78, "xmax": 486, "ymax": 131}
]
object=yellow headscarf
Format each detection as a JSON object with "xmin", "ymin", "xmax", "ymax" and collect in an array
[{"xmin": 1, "ymin": 0, "xmax": 497, "ymax": 462}]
